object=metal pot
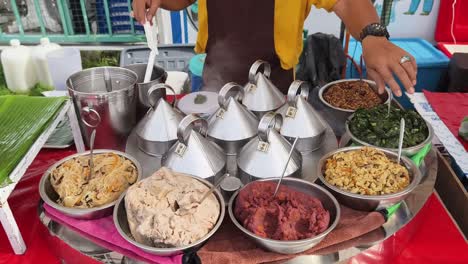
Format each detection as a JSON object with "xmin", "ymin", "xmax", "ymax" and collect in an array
[
  {"xmin": 113, "ymin": 174, "xmax": 225, "ymax": 256},
  {"xmin": 228, "ymin": 177, "xmax": 340, "ymax": 254},
  {"xmin": 207, "ymin": 82, "xmax": 259, "ymax": 155},
  {"xmin": 161, "ymin": 114, "xmax": 227, "ymax": 181},
  {"xmin": 243, "ymin": 60, "xmax": 286, "ymax": 118},
  {"xmin": 123, "ymin": 63, "xmax": 168, "ymax": 120},
  {"xmin": 237, "ymin": 112, "xmax": 301, "ymax": 184},
  {"xmin": 317, "ymin": 146, "xmax": 422, "ymax": 211},
  {"xmin": 277, "ymin": 81, "xmax": 327, "ymax": 154},
  {"xmin": 317, "ymin": 79, "xmax": 391, "ymax": 136},
  {"xmin": 67, "ymin": 67, "xmax": 138, "ymax": 151},
  {"xmin": 135, "ymin": 84, "xmax": 185, "ymax": 157},
  {"xmin": 39, "ymin": 149, "xmax": 142, "ymax": 220}
]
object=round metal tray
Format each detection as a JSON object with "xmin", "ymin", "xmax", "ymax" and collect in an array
[{"xmin": 37, "ymin": 97, "xmax": 438, "ymax": 263}]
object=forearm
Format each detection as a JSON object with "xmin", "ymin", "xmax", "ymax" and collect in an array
[
  {"xmin": 160, "ymin": 0, "xmax": 194, "ymax": 11},
  {"xmin": 333, "ymin": 0, "xmax": 380, "ymax": 40}
]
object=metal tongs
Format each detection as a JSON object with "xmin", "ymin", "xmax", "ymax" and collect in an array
[{"xmin": 81, "ymin": 107, "xmax": 101, "ymax": 182}]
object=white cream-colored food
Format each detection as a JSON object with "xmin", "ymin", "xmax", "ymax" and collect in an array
[{"xmin": 125, "ymin": 167, "xmax": 220, "ymax": 247}]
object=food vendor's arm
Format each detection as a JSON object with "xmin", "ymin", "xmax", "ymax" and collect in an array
[
  {"xmin": 132, "ymin": 0, "xmax": 194, "ymax": 25},
  {"xmin": 333, "ymin": 0, "xmax": 417, "ymax": 97}
]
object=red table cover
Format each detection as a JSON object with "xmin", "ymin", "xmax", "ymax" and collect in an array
[
  {"xmin": 1, "ymin": 148, "xmax": 468, "ymax": 264},
  {"xmin": 423, "ymin": 90, "xmax": 468, "ymax": 151}
]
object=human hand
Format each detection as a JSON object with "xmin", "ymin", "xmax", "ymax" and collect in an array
[
  {"xmin": 132, "ymin": 0, "xmax": 161, "ymax": 25},
  {"xmin": 362, "ymin": 36, "xmax": 417, "ymax": 97}
]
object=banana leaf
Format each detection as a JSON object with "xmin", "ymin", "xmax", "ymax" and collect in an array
[{"xmin": 0, "ymin": 95, "xmax": 67, "ymax": 186}]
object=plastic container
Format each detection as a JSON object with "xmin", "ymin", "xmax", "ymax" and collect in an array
[
  {"xmin": 346, "ymin": 38, "xmax": 450, "ymax": 109},
  {"xmin": 31, "ymin": 38, "xmax": 61, "ymax": 87},
  {"xmin": 46, "ymin": 48, "xmax": 82, "ymax": 90},
  {"xmin": 120, "ymin": 44, "xmax": 195, "ymax": 71},
  {"xmin": 188, "ymin": 54, "xmax": 206, "ymax": 92},
  {"xmin": 1, "ymin": 39, "xmax": 37, "ymax": 93}
]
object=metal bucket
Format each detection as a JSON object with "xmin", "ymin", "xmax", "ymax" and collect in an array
[
  {"xmin": 123, "ymin": 63, "xmax": 167, "ymax": 120},
  {"xmin": 67, "ymin": 67, "xmax": 138, "ymax": 151}
]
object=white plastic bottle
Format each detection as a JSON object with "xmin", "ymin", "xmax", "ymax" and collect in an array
[
  {"xmin": 31, "ymin": 37, "xmax": 61, "ymax": 87},
  {"xmin": 1, "ymin": 39, "xmax": 37, "ymax": 93}
]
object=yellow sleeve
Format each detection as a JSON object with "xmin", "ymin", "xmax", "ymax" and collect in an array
[
  {"xmin": 308, "ymin": 0, "xmax": 338, "ymax": 12},
  {"xmin": 194, "ymin": 0, "xmax": 208, "ymax": 53}
]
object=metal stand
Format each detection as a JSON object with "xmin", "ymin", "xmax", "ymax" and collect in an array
[{"xmin": 0, "ymin": 100, "xmax": 84, "ymax": 254}]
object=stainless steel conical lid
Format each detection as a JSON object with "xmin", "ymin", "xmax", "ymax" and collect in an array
[
  {"xmin": 237, "ymin": 112, "xmax": 301, "ymax": 183},
  {"xmin": 243, "ymin": 60, "xmax": 286, "ymax": 117},
  {"xmin": 277, "ymin": 81, "xmax": 327, "ymax": 153},
  {"xmin": 161, "ymin": 114, "xmax": 226, "ymax": 181},
  {"xmin": 207, "ymin": 82, "xmax": 259, "ymax": 155},
  {"xmin": 136, "ymin": 84, "xmax": 184, "ymax": 156}
]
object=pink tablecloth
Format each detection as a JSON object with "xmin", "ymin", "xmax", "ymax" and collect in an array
[{"xmin": 44, "ymin": 204, "xmax": 182, "ymax": 264}]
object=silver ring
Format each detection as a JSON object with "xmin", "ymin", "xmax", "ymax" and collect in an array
[{"xmin": 400, "ymin": 55, "xmax": 411, "ymax": 64}]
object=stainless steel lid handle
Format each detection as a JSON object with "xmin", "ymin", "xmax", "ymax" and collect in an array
[
  {"xmin": 147, "ymin": 83, "xmax": 177, "ymax": 108},
  {"xmin": 248, "ymin": 60, "xmax": 271, "ymax": 83},
  {"xmin": 81, "ymin": 106, "xmax": 101, "ymax": 128},
  {"xmin": 218, "ymin": 82, "xmax": 245, "ymax": 109},
  {"xmin": 177, "ymin": 114, "xmax": 209, "ymax": 145},
  {"xmin": 257, "ymin": 112, "xmax": 283, "ymax": 142},
  {"xmin": 287, "ymin": 80, "xmax": 310, "ymax": 107}
]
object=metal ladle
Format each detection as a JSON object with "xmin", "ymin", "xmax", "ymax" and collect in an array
[
  {"xmin": 273, "ymin": 136, "xmax": 299, "ymax": 197},
  {"xmin": 81, "ymin": 107, "xmax": 101, "ymax": 182}
]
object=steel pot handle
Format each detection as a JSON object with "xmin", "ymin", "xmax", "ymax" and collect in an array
[
  {"xmin": 81, "ymin": 106, "xmax": 101, "ymax": 128},
  {"xmin": 248, "ymin": 60, "xmax": 271, "ymax": 83},
  {"xmin": 287, "ymin": 80, "xmax": 310, "ymax": 107},
  {"xmin": 218, "ymin": 82, "xmax": 244, "ymax": 109},
  {"xmin": 147, "ymin": 83, "xmax": 177, "ymax": 108},
  {"xmin": 177, "ymin": 114, "xmax": 209, "ymax": 145},
  {"xmin": 257, "ymin": 112, "xmax": 283, "ymax": 143}
]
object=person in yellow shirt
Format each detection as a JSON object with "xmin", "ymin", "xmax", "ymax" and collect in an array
[{"xmin": 133, "ymin": 0, "xmax": 417, "ymax": 97}]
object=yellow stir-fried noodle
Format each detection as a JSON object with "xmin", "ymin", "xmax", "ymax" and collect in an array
[
  {"xmin": 50, "ymin": 153, "xmax": 138, "ymax": 208},
  {"xmin": 324, "ymin": 147, "xmax": 410, "ymax": 195}
]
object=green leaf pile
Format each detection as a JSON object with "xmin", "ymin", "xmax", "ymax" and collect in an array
[{"xmin": 0, "ymin": 95, "xmax": 66, "ymax": 186}]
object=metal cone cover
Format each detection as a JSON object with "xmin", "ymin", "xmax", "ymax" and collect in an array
[
  {"xmin": 207, "ymin": 98, "xmax": 259, "ymax": 141},
  {"xmin": 136, "ymin": 99, "xmax": 184, "ymax": 142},
  {"xmin": 243, "ymin": 74, "xmax": 286, "ymax": 112},
  {"xmin": 162, "ymin": 130, "xmax": 226, "ymax": 179},
  {"xmin": 237, "ymin": 129, "xmax": 301, "ymax": 178},
  {"xmin": 278, "ymin": 96, "xmax": 327, "ymax": 138}
]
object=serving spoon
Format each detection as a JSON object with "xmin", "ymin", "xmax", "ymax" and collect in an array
[
  {"xmin": 273, "ymin": 136, "xmax": 299, "ymax": 197},
  {"xmin": 397, "ymin": 118, "xmax": 405, "ymax": 164},
  {"xmin": 177, "ymin": 173, "xmax": 230, "ymax": 213}
]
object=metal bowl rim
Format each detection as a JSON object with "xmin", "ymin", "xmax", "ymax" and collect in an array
[
  {"xmin": 39, "ymin": 149, "xmax": 142, "ymax": 215},
  {"xmin": 228, "ymin": 177, "xmax": 341, "ymax": 245},
  {"xmin": 113, "ymin": 175, "xmax": 226, "ymax": 253},
  {"xmin": 66, "ymin": 66, "xmax": 138, "ymax": 96},
  {"xmin": 318, "ymin": 79, "xmax": 391, "ymax": 113},
  {"xmin": 345, "ymin": 113, "xmax": 434, "ymax": 154},
  {"xmin": 316, "ymin": 146, "xmax": 422, "ymax": 201}
]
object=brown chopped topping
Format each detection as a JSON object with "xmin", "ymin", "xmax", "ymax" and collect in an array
[{"xmin": 323, "ymin": 81, "xmax": 383, "ymax": 110}]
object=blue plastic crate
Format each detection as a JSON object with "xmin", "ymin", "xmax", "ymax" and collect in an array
[{"xmin": 346, "ymin": 38, "xmax": 450, "ymax": 109}]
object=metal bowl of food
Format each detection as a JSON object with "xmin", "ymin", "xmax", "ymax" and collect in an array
[
  {"xmin": 228, "ymin": 177, "xmax": 340, "ymax": 254},
  {"xmin": 345, "ymin": 111, "xmax": 434, "ymax": 157},
  {"xmin": 113, "ymin": 174, "xmax": 225, "ymax": 256},
  {"xmin": 318, "ymin": 79, "xmax": 391, "ymax": 131},
  {"xmin": 39, "ymin": 149, "xmax": 142, "ymax": 220},
  {"xmin": 317, "ymin": 146, "xmax": 422, "ymax": 211}
]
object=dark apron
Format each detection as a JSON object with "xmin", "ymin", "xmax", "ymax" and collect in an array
[{"xmin": 202, "ymin": 0, "xmax": 293, "ymax": 93}]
